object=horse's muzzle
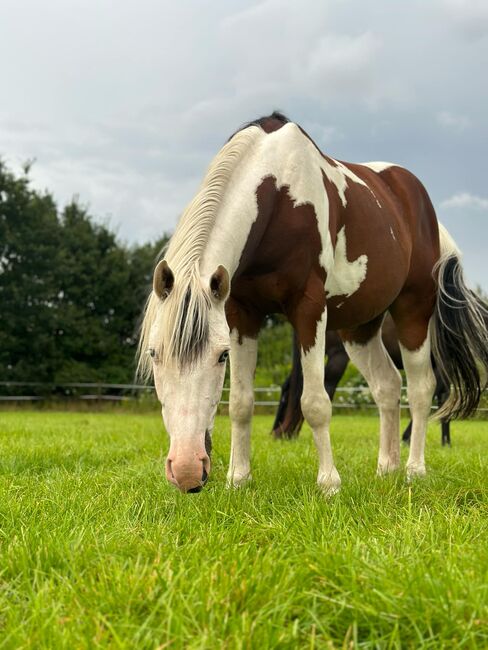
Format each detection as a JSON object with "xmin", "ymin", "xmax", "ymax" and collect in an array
[{"xmin": 166, "ymin": 452, "xmax": 210, "ymax": 493}]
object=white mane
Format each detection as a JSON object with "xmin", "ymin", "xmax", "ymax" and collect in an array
[{"xmin": 136, "ymin": 125, "xmax": 262, "ymax": 380}]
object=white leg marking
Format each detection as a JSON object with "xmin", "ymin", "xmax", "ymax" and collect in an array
[
  {"xmin": 400, "ymin": 330, "xmax": 436, "ymax": 479},
  {"xmin": 300, "ymin": 310, "xmax": 341, "ymax": 496},
  {"xmin": 227, "ymin": 330, "xmax": 257, "ymax": 487},
  {"xmin": 345, "ymin": 332, "xmax": 402, "ymax": 475}
]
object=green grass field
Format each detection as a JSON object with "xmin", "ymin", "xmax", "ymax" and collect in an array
[{"xmin": 0, "ymin": 411, "xmax": 486, "ymax": 649}]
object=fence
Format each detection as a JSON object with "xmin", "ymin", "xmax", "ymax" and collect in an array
[{"xmin": 0, "ymin": 381, "xmax": 487, "ymax": 412}]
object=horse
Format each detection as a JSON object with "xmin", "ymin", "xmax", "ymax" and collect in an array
[
  {"xmin": 137, "ymin": 111, "xmax": 488, "ymax": 494},
  {"xmin": 272, "ymin": 314, "xmax": 452, "ymax": 445}
]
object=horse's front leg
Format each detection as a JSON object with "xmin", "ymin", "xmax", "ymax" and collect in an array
[
  {"xmin": 296, "ymin": 307, "xmax": 341, "ymax": 495},
  {"xmin": 227, "ymin": 329, "xmax": 258, "ymax": 487}
]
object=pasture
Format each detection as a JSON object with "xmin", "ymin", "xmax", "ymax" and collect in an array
[{"xmin": 0, "ymin": 411, "xmax": 486, "ymax": 649}]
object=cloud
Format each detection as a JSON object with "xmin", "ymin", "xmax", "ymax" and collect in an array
[
  {"xmin": 437, "ymin": 111, "xmax": 470, "ymax": 131},
  {"xmin": 440, "ymin": 192, "xmax": 488, "ymax": 210},
  {"xmin": 439, "ymin": 0, "xmax": 488, "ymax": 40},
  {"xmin": 304, "ymin": 32, "xmax": 381, "ymax": 92},
  {"xmin": 219, "ymin": 3, "xmax": 396, "ymax": 109}
]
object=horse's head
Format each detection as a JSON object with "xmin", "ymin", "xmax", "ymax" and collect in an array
[{"xmin": 139, "ymin": 259, "xmax": 230, "ymax": 492}]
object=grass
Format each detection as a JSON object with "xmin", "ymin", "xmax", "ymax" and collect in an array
[{"xmin": 0, "ymin": 411, "xmax": 486, "ymax": 649}]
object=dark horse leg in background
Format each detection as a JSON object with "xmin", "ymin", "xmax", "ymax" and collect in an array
[
  {"xmin": 272, "ymin": 331, "xmax": 349, "ymax": 438},
  {"xmin": 272, "ymin": 331, "xmax": 303, "ymax": 438},
  {"xmin": 272, "ymin": 315, "xmax": 452, "ymax": 445}
]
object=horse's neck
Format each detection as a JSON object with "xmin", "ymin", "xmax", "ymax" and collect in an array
[
  {"xmin": 199, "ymin": 134, "xmax": 270, "ymax": 280},
  {"xmin": 199, "ymin": 122, "xmax": 334, "ymax": 280}
]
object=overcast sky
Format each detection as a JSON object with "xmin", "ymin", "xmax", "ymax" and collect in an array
[{"xmin": 1, "ymin": 0, "xmax": 487, "ymax": 289}]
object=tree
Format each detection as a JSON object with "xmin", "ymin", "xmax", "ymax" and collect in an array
[
  {"xmin": 0, "ymin": 161, "xmax": 169, "ymax": 389},
  {"xmin": 0, "ymin": 161, "xmax": 62, "ymax": 386},
  {"xmin": 53, "ymin": 202, "xmax": 168, "ymax": 383}
]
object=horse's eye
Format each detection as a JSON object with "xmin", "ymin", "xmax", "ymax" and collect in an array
[
  {"xmin": 148, "ymin": 348, "xmax": 156, "ymax": 359},
  {"xmin": 218, "ymin": 350, "xmax": 229, "ymax": 364}
]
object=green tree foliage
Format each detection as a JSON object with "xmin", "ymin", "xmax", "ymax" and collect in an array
[
  {"xmin": 0, "ymin": 161, "xmax": 167, "ymax": 387},
  {"xmin": 255, "ymin": 319, "xmax": 293, "ymax": 386},
  {"xmin": 0, "ymin": 162, "xmax": 62, "ymax": 384}
]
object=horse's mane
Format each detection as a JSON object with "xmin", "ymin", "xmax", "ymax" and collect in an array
[
  {"xmin": 228, "ymin": 110, "xmax": 290, "ymax": 140},
  {"xmin": 137, "ymin": 116, "xmax": 284, "ymax": 379}
]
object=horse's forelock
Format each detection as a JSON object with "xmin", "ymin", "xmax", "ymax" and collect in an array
[
  {"xmin": 172, "ymin": 285, "xmax": 211, "ymax": 368},
  {"xmin": 137, "ymin": 275, "xmax": 211, "ymax": 379}
]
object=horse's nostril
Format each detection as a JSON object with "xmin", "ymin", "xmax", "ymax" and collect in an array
[
  {"xmin": 188, "ymin": 485, "xmax": 203, "ymax": 494},
  {"xmin": 202, "ymin": 467, "xmax": 208, "ymax": 483}
]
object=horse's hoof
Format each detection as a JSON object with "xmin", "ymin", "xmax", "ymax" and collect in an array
[
  {"xmin": 406, "ymin": 464, "xmax": 426, "ymax": 481},
  {"xmin": 377, "ymin": 460, "xmax": 400, "ymax": 476},
  {"xmin": 226, "ymin": 472, "xmax": 252, "ymax": 489},
  {"xmin": 317, "ymin": 468, "xmax": 341, "ymax": 497}
]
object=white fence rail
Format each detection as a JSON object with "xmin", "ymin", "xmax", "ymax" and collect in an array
[{"xmin": 0, "ymin": 382, "xmax": 486, "ymax": 412}]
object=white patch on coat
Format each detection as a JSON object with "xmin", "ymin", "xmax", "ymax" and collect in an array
[
  {"xmin": 390, "ymin": 226, "xmax": 396, "ymax": 241},
  {"xmin": 325, "ymin": 226, "xmax": 368, "ymax": 298},
  {"xmin": 324, "ymin": 158, "xmax": 369, "ymax": 207},
  {"xmin": 328, "ymin": 157, "xmax": 382, "ymax": 208},
  {"xmin": 361, "ymin": 161, "xmax": 396, "ymax": 173}
]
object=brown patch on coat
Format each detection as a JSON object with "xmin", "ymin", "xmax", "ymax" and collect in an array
[{"xmin": 227, "ymin": 176, "xmax": 325, "ymax": 351}]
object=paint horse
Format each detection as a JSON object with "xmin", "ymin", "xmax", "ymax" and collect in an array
[
  {"xmin": 272, "ymin": 315, "xmax": 452, "ymax": 445},
  {"xmin": 138, "ymin": 112, "xmax": 488, "ymax": 494}
]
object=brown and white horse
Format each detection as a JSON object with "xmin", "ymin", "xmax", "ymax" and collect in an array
[{"xmin": 138, "ymin": 112, "xmax": 487, "ymax": 494}]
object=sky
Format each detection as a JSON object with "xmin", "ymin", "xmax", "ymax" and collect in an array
[{"xmin": 0, "ymin": 0, "xmax": 487, "ymax": 289}]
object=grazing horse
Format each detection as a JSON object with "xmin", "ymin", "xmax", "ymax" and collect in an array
[
  {"xmin": 137, "ymin": 112, "xmax": 488, "ymax": 494},
  {"xmin": 272, "ymin": 315, "xmax": 452, "ymax": 445}
]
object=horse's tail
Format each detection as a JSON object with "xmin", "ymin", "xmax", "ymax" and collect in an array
[
  {"xmin": 271, "ymin": 332, "xmax": 304, "ymax": 438},
  {"xmin": 430, "ymin": 223, "xmax": 488, "ymax": 420}
]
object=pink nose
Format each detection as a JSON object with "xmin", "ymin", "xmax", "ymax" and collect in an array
[{"xmin": 166, "ymin": 453, "xmax": 210, "ymax": 493}]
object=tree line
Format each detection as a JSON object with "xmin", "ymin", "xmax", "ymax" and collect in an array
[{"xmin": 0, "ymin": 160, "xmax": 168, "ymax": 389}]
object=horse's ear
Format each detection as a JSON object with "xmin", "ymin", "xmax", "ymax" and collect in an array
[
  {"xmin": 153, "ymin": 260, "xmax": 174, "ymax": 300},
  {"xmin": 210, "ymin": 265, "xmax": 230, "ymax": 301}
]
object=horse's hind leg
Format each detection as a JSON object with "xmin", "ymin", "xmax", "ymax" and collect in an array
[
  {"xmin": 341, "ymin": 316, "xmax": 402, "ymax": 475},
  {"xmin": 399, "ymin": 329, "xmax": 436, "ymax": 478},
  {"xmin": 293, "ymin": 305, "xmax": 341, "ymax": 495},
  {"xmin": 390, "ymin": 299, "xmax": 436, "ymax": 478}
]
